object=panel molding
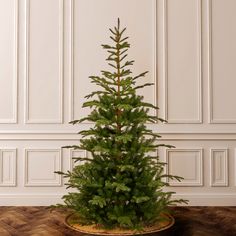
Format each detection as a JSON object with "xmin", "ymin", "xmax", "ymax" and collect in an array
[
  {"xmin": 24, "ymin": 149, "xmax": 62, "ymax": 186},
  {"xmin": 153, "ymin": 0, "xmax": 158, "ymax": 119},
  {"xmin": 25, "ymin": 0, "xmax": 64, "ymax": 124},
  {"xmin": 207, "ymin": 0, "xmax": 236, "ymax": 124},
  {"xmin": 166, "ymin": 148, "xmax": 203, "ymax": 186},
  {"xmin": 69, "ymin": 0, "xmax": 157, "ymax": 122},
  {"xmin": 0, "ymin": 0, "xmax": 18, "ymax": 123},
  {"xmin": 0, "ymin": 149, "xmax": 17, "ymax": 186},
  {"xmin": 1, "ymin": 193, "xmax": 236, "ymax": 206},
  {"xmin": 70, "ymin": 149, "xmax": 87, "ymax": 170},
  {"xmin": 69, "ymin": 0, "xmax": 74, "ymax": 122},
  {"xmin": 163, "ymin": 0, "xmax": 202, "ymax": 124},
  {"xmin": 2, "ymin": 132, "xmax": 236, "ymax": 140},
  {"xmin": 210, "ymin": 148, "xmax": 228, "ymax": 186}
]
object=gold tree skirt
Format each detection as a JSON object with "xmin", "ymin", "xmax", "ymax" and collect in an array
[{"xmin": 65, "ymin": 213, "xmax": 175, "ymax": 236}]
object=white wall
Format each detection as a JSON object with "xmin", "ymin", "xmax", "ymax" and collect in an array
[{"xmin": 0, "ymin": 0, "xmax": 236, "ymax": 206}]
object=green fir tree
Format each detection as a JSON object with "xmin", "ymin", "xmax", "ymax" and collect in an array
[{"xmin": 55, "ymin": 19, "xmax": 187, "ymax": 229}]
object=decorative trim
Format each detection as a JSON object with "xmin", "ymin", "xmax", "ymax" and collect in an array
[
  {"xmin": 0, "ymin": 149, "xmax": 17, "ymax": 186},
  {"xmin": 207, "ymin": 0, "xmax": 213, "ymax": 124},
  {"xmin": 25, "ymin": 0, "xmax": 64, "ymax": 124},
  {"xmin": 70, "ymin": 149, "xmax": 87, "ymax": 170},
  {"xmin": 1, "ymin": 193, "xmax": 236, "ymax": 206},
  {"xmin": 69, "ymin": 0, "xmax": 74, "ymax": 122},
  {"xmin": 1, "ymin": 132, "xmax": 236, "ymax": 140},
  {"xmin": 0, "ymin": 0, "xmax": 18, "ymax": 123},
  {"xmin": 13, "ymin": 0, "xmax": 18, "ymax": 124},
  {"xmin": 153, "ymin": 0, "xmax": 158, "ymax": 119},
  {"xmin": 210, "ymin": 148, "xmax": 228, "ymax": 186},
  {"xmin": 207, "ymin": 0, "xmax": 236, "ymax": 123},
  {"xmin": 59, "ymin": 0, "xmax": 64, "ymax": 124},
  {"xmin": 166, "ymin": 148, "xmax": 203, "ymax": 186},
  {"xmin": 69, "ymin": 0, "xmax": 93, "ymax": 123},
  {"xmin": 163, "ymin": 0, "xmax": 202, "ymax": 124},
  {"xmin": 24, "ymin": 149, "xmax": 62, "ymax": 187}
]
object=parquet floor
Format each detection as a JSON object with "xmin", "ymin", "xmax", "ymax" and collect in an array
[{"xmin": 0, "ymin": 206, "xmax": 235, "ymax": 236}]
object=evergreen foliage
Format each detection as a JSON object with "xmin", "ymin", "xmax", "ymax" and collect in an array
[{"xmin": 55, "ymin": 19, "xmax": 187, "ymax": 229}]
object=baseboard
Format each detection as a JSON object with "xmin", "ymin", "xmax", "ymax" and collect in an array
[
  {"xmin": 0, "ymin": 193, "xmax": 235, "ymax": 206},
  {"xmin": 173, "ymin": 194, "xmax": 236, "ymax": 206},
  {"xmin": 0, "ymin": 194, "xmax": 64, "ymax": 206}
]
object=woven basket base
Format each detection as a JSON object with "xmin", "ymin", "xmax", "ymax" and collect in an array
[{"xmin": 65, "ymin": 213, "xmax": 175, "ymax": 236}]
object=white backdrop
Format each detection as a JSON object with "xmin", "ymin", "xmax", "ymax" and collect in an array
[{"xmin": 0, "ymin": 0, "xmax": 236, "ymax": 206}]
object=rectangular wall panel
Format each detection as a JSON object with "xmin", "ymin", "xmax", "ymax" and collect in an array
[
  {"xmin": 210, "ymin": 148, "xmax": 228, "ymax": 186},
  {"xmin": 24, "ymin": 149, "xmax": 61, "ymax": 186},
  {"xmin": 164, "ymin": 0, "xmax": 202, "ymax": 123},
  {"xmin": 0, "ymin": 0, "xmax": 17, "ymax": 123},
  {"xmin": 0, "ymin": 149, "xmax": 16, "ymax": 186},
  {"xmin": 25, "ymin": 0, "xmax": 63, "ymax": 123},
  {"xmin": 166, "ymin": 148, "xmax": 203, "ymax": 186},
  {"xmin": 70, "ymin": 0, "xmax": 156, "ymax": 122},
  {"xmin": 208, "ymin": 0, "xmax": 236, "ymax": 123}
]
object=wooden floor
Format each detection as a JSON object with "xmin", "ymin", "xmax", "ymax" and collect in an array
[{"xmin": 0, "ymin": 206, "xmax": 235, "ymax": 236}]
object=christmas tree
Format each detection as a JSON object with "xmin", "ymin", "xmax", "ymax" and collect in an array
[{"xmin": 56, "ymin": 19, "xmax": 187, "ymax": 229}]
